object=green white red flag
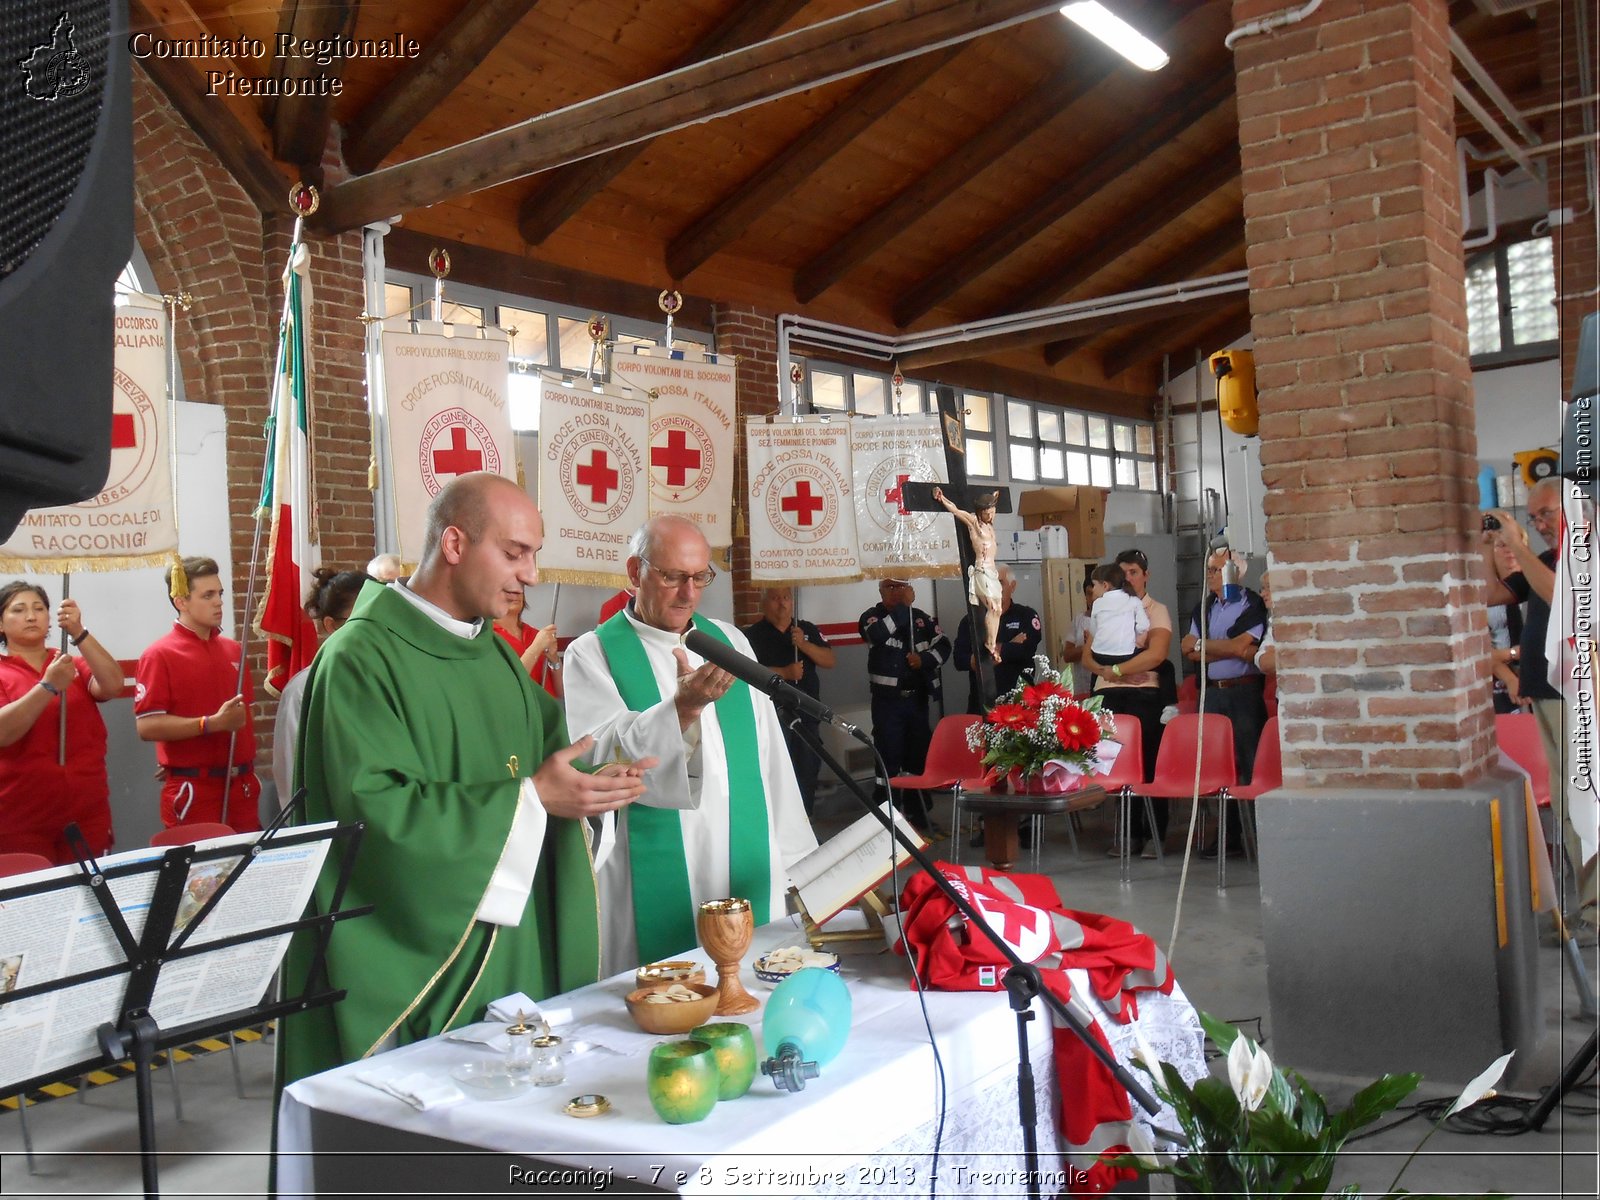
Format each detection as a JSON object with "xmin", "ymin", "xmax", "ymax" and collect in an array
[{"xmin": 254, "ymin": 240, "xmax": 320, "ymax": 697}]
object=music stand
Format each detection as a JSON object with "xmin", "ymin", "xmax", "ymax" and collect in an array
[{"xmin": 0, "ymin": 806, "xmax": 368, "ymax": 1200}]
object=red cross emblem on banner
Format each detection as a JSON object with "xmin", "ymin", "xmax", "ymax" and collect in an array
[
  {"xmin": 651, "ymin": 428, "xmax": 701, "ymax": 486},
  {"xmin": 432, "ymin": 425, "xmax": 484, "ymax": 477},
  {"xmin": 112, "ymin": 413, "xmax": 137, "ymax": 449},
  {"xmin": 781, "ymin": 480, "xmax": 825, "ymax": 527},
  {"xmin": 883, "ymin": 473, "xmax": 912, "ymax": 514},
  {"xmin": 577, "ymin": 448, "xmax": 620, "ymax": 504}
]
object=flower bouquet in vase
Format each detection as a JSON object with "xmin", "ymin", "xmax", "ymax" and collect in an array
[{"xmin": 966, "ymin": 657, "xmax": 1121, "ymax": 794}]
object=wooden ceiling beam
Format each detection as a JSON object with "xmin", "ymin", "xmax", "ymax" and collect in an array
[
  {"xmin": 129, "ymin": 3, "xmax": 288, "ymax": 214},
  {"xmin": 516, "ymin": 0, "xmax": 810, "ymax": 246},
  {"xmin": 790, "ymin": 1, "xmax": 1195, "ymax": 305},
  {"xmin": 313, "ymin": 0, "xmax": 1067, "ymax": 234},
  {"xmin": 889, "ymin": 71, "xmax": 1235, "ymax": 329},
  {"xmin": 344, "ymin": 0, "xmax": 544, "ymax": 176},
  {"xmin": 1006, "ymin": 148, "xmax": 1240, "ymax": 316},
  {"xmin": 1041, "ymin": 221, "xmax": 1247, "ymax": 364},
  {"xmin": 1099, "ymin": 300, "xmax": 1254, "ymax": 380},
  {"xmin": 664, "ymin": 47, "xmax": 963, "ymax": 282},
  {"xmin": 268, "ymin": 0, "xmax": 357, "ymax": 168}
]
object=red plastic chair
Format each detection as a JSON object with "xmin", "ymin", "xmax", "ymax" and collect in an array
[
  {"xmin": 888, "ymin": 714, "xmax": 984, "ymax": 839},
  {"xmin": 1097, "ymin": 715, "xmax": 1161, "ymax": 880},
  {"xmin": 1230, "ymin": 716, "xmax": 1282, "ymax": 865},
  {"xmin": 1177, "ymin": 675, "xmax": 1200, "ymax": 714},
  {"xmin": 0, "ymin": 852, "xmax": 53, "ymax": 877},
  {"xmin": 1495, "ymin": 712, "xmax": 1551, "ymax": 808},
  {"xmin": 150, "ymin": 822, "xmax": 236, "ymax": 847},
  {"xmin": 1141, "ymin": 713, "xmax": 1239, "ymax": 890},
  {"xmin": 1263, "ymin": 673, "xmax": 1278, "ymax": 717}
]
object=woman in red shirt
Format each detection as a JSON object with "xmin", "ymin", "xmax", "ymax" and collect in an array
[
  {"xmin": 493, "ymin": 592, "xmax": 563, "ymax": 698},
  {"xmin": 0, "ymin": 581, "xmax": 126, "ymax": 863}
]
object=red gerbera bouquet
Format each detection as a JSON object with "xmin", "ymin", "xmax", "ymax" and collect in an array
[{"xmin": 965, "ymin": 658, "xmax": 1117, "ymax": 782}]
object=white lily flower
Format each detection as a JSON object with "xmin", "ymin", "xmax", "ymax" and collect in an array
[
  {"xmin": 1445, "ymin": 1051, "xmax": 1513, "ymax": 1117},
  {"xmin": 1227, "ymin": 1036, "xmax": 1273, "ymax": 1111},
  {"xmin": 1131, "ymin": 1026, "xmax": 1162, "ymax": 1075}
]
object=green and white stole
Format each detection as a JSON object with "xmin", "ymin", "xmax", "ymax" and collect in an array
[{"xmin": 595, "ymin": 612, "xmax": 771, "ymax": 962}]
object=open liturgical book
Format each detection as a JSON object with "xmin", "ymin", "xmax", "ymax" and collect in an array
[{"xmin": 787, "ymin": 806, "xmax": 929, "ymax": 937}]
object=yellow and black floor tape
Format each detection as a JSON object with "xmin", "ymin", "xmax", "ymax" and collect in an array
[{"xmin": 0, "ymin": 1023, "xmax": 273, "ymax": 1112}]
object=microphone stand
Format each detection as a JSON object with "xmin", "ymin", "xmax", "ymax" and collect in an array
[{"xmin": 778, "ymin": 699, "xmax": 1163, "ymax": 1200}]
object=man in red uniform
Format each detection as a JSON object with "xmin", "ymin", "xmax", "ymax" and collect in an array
[{"xmin": 134, "ymin": 556, "xmax": 261, "ymax": 831}]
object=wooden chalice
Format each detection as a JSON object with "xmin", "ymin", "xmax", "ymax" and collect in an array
[{"xmin": 696, "ymin": 897, "xmax": 758, "ymax": 1015}]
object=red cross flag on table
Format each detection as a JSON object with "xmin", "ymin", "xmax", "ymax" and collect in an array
[
  {"xmin": 850, "ymin": 413, "xmax": 959, "ymax": 581},
  {"xmin": 379, "ymin": 323, "xmax": 514, "ymax": 563},
  {"xmin": 611, "ymin": 345, "xmax": 736, "ymax": 546},
  {"xmin": 746, "ymin": 415, "xmax": 860, "ymax": 585},
  {"xmin": 0, "ymin": 292, "xmax": 180, "ymax": 573},
  {"xmin": 537, "ymin": 377, "xmax": 648, "ymax": 586}
]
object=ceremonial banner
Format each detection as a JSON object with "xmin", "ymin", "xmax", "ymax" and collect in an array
[
  {"xmin": 0, "ymin": 293, "xmax": 178, "ymax": 572},
  {"xmin": 1548, "ymin": 482, "xmax": 1600, "ymax": 868},
  {"xmin": 538, "ymin": 378, "xmax": 649, "ymax": 586},
  {"xmin": 746, "ymin": 416, "xmax": 860, "ymax": 585},
  {"xmin": 610, "ymin": 346, "xmax": 737, "ymax": 547},
  {"xmin": 850, "ymin": 414, "xmax": 959, "ymax": 581},
  {"xmin": 380, "ymin": 324, "xmax": 513, "ymax": 563},
  {"xmin": 253, "ymin": 240, "xmax": 320, "ymax": 697}
]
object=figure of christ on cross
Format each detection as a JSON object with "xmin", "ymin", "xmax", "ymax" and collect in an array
[{"xmin": 932, "ymin": 485, "xmax": 1002, "ymax": 663}]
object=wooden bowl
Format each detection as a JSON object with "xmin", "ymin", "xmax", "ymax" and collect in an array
[
  {"xmin": 625, "ymin": 982, "xmax": 720, "ymax": 1035},
  {"xmin": 635, "ymin": 960, "xmax": 707, "ymax": 990}
]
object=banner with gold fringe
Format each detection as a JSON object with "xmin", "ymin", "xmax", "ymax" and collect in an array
[
  {"xmin": 746, "ymin": 416, "xmax": 860, "ymax": 585},
  {"xmin": 380, "ymin": 323, "xmax": 513, "ymax": 564},
  {"xmin": 537, "ymin": 376, "xmax": 649, "ymax": 587},
  {"xmin": 851, "ymin": 414, "xmax": 959, "ymax": 581},
  {"xmin": 611, "ymin": 345, "xmax": 737, "ymax": 547},
  {"xmin": 0, "ymin": 293, "xmax": 179, "ymax": 573}
]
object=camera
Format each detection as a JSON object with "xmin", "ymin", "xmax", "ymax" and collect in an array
[{"xmin": 1482, "ymin": 515, "xmax": 1501, "ymax": 531}]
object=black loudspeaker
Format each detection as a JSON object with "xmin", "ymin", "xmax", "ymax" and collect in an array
[{"xmin": 0, "ymin": 1, "xmax": 132, "ymax": 540}]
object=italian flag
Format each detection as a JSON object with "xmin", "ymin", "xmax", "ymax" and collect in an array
[{"xmin": 255, "ymin": 240, "xmax": 320, "ymax": 697}]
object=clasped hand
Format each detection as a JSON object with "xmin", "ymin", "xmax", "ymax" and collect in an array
[{"xmin": 534, "ymin": 734, "xmax": 657, "ymax": 819}]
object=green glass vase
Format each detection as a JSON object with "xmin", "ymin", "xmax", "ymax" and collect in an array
[
  {"xmin": 690, "ymin": 1022, "xmax": 757, "ymax": 1100},
  {"xmin": 646, "ymin": 1039, "xmax": 719, "ymax": 1124}
]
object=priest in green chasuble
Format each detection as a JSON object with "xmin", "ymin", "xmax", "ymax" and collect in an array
[
  {"xmin": 565, "ymin": 516, "xmax": 819, "ymax": 975},
  {"xmin": 277, "ymin": 474, "xmax": 652, "ymax": 1086}
]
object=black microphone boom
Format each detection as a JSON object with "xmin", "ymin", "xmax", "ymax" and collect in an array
[{"xmin": 683, "ymin": 628, "xmax": 868, "ymax": 742}]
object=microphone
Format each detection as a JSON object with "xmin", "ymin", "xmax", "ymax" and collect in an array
[{"xmin": 683, "ymin": 628, "xmax": 870, "ymax": 743}]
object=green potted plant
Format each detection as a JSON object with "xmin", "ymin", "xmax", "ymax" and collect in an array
[{"xmin": 1121, "ymin": 1012, "xmax": 1513, "ymax": 1198}]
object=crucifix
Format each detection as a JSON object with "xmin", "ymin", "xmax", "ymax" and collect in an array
[{"xmin": 896, "ymin": 386, "xmax": 1013, "ymax": 710}]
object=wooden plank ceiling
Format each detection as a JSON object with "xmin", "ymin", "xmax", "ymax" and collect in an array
[{"xmin": 135, "ymin": 0, "xmax": 1549, "ymax": 419}]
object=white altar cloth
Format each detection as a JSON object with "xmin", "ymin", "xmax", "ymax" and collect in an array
[{"xmin": 279, "ymin": 915, "xmax": 1202, "ymax": 1197}]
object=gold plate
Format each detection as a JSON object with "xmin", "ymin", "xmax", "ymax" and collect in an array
[{"xmin": 563, "ymin": 1093, "xmax": 611, "ymax": 1118}]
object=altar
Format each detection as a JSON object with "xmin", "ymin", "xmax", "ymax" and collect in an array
[{"xmin": 278, "ymin": 914, "xmax": 1203, "ymax": 1197}]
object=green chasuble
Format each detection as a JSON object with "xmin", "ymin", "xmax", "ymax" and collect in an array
[{"xmin": 276, "ymin": 582, "xmax": 600, "ymax": 1088}]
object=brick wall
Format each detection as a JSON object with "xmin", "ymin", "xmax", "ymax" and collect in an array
[
  {"xmin": 132, "ymin": 69, "xmax": 374, "ymax": 767},
  {"xmin": 716, "ymin": 303, "xmax": 780, "ymax": 627},
  {"xmin": 1233, "ymin": 0, "xmax": 1495, "ymax": 788}
]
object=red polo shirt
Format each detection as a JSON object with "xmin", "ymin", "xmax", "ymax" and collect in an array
[
  {"xmin": 134, "ymin": 622, "xmax": 257, "ymax": 769},
  {"xmin": 0, "ymin": 651, "xmax": 111, "ymax": 855}
]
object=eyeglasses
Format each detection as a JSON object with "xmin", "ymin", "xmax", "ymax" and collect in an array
[
  {"xmin": 1529, "ymin": 507, "xmax": 1560, "ymax": 523},
  {"xmin": 640, "ymin": 557, "xmax": 716, "ymax": 589}
]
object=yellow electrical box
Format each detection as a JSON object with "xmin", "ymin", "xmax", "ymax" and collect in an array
[
  {"xmin": 1513, "ymin": 448, "xmax": 1559, "ymax": 487},
  {"xmin": 1210, "ymin": 348, "xmax": 1259, "ymax": 437}
]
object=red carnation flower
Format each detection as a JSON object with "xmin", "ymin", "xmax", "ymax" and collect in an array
[
  {"xmin": 988, "ymin": 703, "xmax": 1037, "ymax": 731},
  {"xmin": 1054, "ymin": 703, "xmax": 1100, "ymax": 752},
  {"xmin": 1022, "ymin": 681, "xmax": 1071, "ymax": 707}
]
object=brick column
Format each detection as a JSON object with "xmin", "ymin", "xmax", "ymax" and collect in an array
[
  {"xmin": 1236, "ymin": 0, "xmax": 1494, "ymax": 790},
  {"xmin": 714, "ymin": 303, "xmax": 780, "ymax": 627},
  {"xmin": 1232, "ymin": 0, "xmax": 1539, "ymax": 1081}
]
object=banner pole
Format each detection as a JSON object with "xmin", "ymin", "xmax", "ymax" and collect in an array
[
  {"xmin": 226, "ymin": 204, "xmax": 309, "ymax": 827},
  {"xmin": 57, "ymin": 572, "xmax": 70, "ymax": 766}
]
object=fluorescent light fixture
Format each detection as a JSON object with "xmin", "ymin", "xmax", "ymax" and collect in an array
[{"xmin": 1061, "ymin": 2, "xmax": 1170, "ymax": 72}]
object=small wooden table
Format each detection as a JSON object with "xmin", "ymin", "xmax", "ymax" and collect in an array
[{"xmin": 958, "ymin": 783, "xmax": 1108, "ymax": 870}]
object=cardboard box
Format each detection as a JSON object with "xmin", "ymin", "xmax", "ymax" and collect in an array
[{"xmin": 1017, "ymin": 487, "xmax": 1106, "ymax": 560}]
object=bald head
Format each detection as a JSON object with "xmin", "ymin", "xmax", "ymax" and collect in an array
[
  {"xmin": 627, "ymin": 515, "xmax": 714, "ymax": 633},
  {"xmin": 421, "ymin": 472, "xmax": 526, "ymax": 569},
  {"xmin": 410, "ymin": 473, "xmax": 543, "ymax": 622}
]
